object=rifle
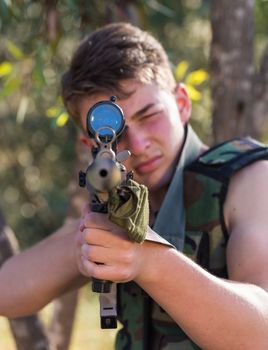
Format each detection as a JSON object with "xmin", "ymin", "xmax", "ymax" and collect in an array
[{"xmin": 79, "ymin": 96, "xmax": 132, "ymax": 329}]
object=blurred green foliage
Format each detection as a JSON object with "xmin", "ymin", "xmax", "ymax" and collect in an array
[
  {"xmin": 0, "ymin": 0, "xmax": 267, "ymax": 248},
  {"xmin": 255, "ymin": 0, "xmax": 268, "ymax": 66},
  {"xmin": 0, "ymin": 0, "xmax": 211, "ymax": 248}
]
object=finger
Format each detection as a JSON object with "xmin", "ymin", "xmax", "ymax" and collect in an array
[
  {"xmin": 82, "ymin": 228, "xmax": 111, "ymax": 246},
  {"xmin": 79, "ymin": 221, "xmax": 84, "ymax": 232},
  {"xmin": 75, "ymin": 242, "xmax": 91, "ymax": 277},
  {"xmin": 81, "ymin": 257, "xmax": 101, "ymax": 279},
  {"xmin": 83, "ymin": 212, "xmax": 114, "ymax": 230},
  {"xmin": 81, "ymin": 243, "xmax": 110, "ymax": 265},
  {"xmin": 76, "ymin": 255, "xmax": 90, "ymax": 277},
  {"xmin": 81, "ymin": 257, "xmax": 133, "ymax": 283},
  {"xmin": 81, "ymin": 239, "xmax": 137, "ymax": 270},
  {"xmin": 81, "ymin": 243, "xmax": 127, "ymax": 265},
  {"xmin": 79, "ymin": 203, "xmax": 91, "ymax": 231},
  {"xmin": 82, "ymin": 227, "xmax": 130, "ymax": 248}
]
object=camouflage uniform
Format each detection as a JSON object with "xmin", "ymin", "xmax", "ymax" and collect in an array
[{"xmin": 115, "ymin": 126, "xmax": 268, "ymax": 350}]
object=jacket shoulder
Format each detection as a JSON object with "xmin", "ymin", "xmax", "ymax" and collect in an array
[{"xmin": 186, "ymin": 137, "xmax": 268, "ymax": 184}]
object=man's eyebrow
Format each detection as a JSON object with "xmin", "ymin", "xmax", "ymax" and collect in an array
[{"xmin": 133, "ymin": 103, "xmax": 157, "ymax": 118}]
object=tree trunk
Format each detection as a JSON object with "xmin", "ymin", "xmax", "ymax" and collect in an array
[
  {"xmin": 0, "ymin": 137, "xmax": 86, "ymax": 350},
  {"xmin": 9, "ymin": 317, "xmax": 50, "ymax": 350},
  {"xmin": 253, "ymin": 42, "xmax": 268, "ymax": 138},
  {"xmin": 48, "ymin": 290, "xmax": 79, "ymax": 350},
  {"xmin": 0, "ymin": 211, "xmax": 51, "ymax": 350},
  {"xmin": 210, "ymin": 0, "xmax": 268, "ymax": 142},
  {"xmin": 210, "ymin": 0, "xmax": 255, "ymax": 143},
  {"xmin": 47, "ymin": 134, "xmax": 88, "ymax": 350}
]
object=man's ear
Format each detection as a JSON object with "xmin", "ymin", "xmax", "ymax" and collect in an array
[{"xmin": 174, "ymin": 83, "xmax": 192, "ymax": 125}]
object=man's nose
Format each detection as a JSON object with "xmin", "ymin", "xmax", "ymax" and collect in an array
[{"xmin": 125, "ymin": 126, "xmax": 151, "ymax": 155}]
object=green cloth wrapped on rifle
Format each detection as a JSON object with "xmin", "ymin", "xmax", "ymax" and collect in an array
[{"xmin": 107, "ymin": 179, "xmax": 149, "ymax": 243}]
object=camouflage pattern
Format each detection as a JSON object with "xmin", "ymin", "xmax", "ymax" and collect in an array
[
  {"xmin": 116, "ymin": 282, "xmax": 147, "ymax": 350},
  {"xmin": 115, "ymin": 136, "xmax": 268, "ymax": 350},
  {"xmin": 183, "ymin": 173, "xmax": 227, "ymax": 277}
]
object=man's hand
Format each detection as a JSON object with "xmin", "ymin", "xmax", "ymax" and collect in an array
[{"xmin": 77, "ymin": 211, "xmax": 146, "ymax": 283}]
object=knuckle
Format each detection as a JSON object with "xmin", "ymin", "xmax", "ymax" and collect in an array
[
  {"xmin": 87, "ymin": 247, "xmax": 96, "ymax": 262},
  {"xmin": 75, "ymin": 233, "xmax": 82, "ymax": 247},
  {"xmin": 81, "ymin": 243, "xmax": 89, "ymax": 257},
  {"xmin": 90, "ymin": 266, "xmax": 97, "ymax": 279},
  {"xmin": 81, "ymin": 259, "xmax": 93, "ymax": 277},
  {"xmin": 91, "ymin": 264, "xmax": 102, "ymax": 280},
  {"xmin": 83, "ymin": 229, "xmax": 91, "ymax": 243}
]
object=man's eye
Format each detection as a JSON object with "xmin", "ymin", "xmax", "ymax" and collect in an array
[{"xmin": 141, "ymin": 110, "xmax": 161, "ymax": 119}]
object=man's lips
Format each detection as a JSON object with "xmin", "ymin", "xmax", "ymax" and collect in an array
[{"xmin": 134, "ymin": 155, "xmax": 162, "ymax": 174}]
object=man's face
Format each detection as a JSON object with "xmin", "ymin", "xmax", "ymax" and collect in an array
[{"xmin": 78, "ymin": 81, "xmax": 189, "ymax": 193}]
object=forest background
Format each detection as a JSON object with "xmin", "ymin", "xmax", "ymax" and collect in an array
[{"xmin": 0, "ymin": 1, "xmax": 268, "ymax": 349}]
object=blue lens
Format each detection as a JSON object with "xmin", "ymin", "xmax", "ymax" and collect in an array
[{"xmin": 88, "ymin": 103, "xmax": 124, "ymax": 139}]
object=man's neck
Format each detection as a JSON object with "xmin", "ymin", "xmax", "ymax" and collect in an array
[{"xmin": 148, "ymin": 143, "xmax": 208, "ymax": 226}]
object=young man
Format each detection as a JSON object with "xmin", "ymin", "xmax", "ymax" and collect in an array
[{"xmin": 1, "ymin": 22, "xmax": 268, "ymax": 349}]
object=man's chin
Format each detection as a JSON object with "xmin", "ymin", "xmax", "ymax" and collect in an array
[
  {"xmin": 141, "ymin": 171, "xmax": 173, "ymax": 194},
  {"xmin": 141, "ymin": 178, "xmax": 168, "ymax": 193}
]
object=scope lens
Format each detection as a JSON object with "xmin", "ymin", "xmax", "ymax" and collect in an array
[{"xmin": 87, "ymin": 102, "xmax": 124, "ymax": 140}]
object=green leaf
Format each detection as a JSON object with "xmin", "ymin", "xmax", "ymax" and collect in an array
[
  {"xmin": 46, "ymin": 106, "xmax": 60, "ymax": 118},
  {"xmin": 185, "ymin": 69, "xmax": 208, "ymax": 86},
  {"xmin": 56, "ymin": 112, "xmax": 69, "ymax": 127},
  {"xmin": 5, "ymin": 40, "xmax": 25, "ymax": 60},
  {"xmin": 175, "ymin": 61, "xmax": 189, "ymax": 81},
  {"xmin": 0, "ymin": 61, "xmax": 13, "ymax": 77},
  {"xmin": 0, "ymin": 76, "xmax": 21, "ymax": 97},
  {"xmin": 32, "ymin": 63, "xmax": 46, "ymax": 86}
]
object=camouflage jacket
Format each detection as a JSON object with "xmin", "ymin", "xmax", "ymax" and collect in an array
[{"xmin": 115, "ymin": 126, "xmax": 268, "ymax": 350}]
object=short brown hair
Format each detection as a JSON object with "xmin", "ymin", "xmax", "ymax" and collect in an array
[{"xmin": 61, "ymin": 22, "xmax": 176, "ymax": 120}]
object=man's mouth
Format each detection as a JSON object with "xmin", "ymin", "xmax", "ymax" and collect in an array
[{"xmin": 134, "ymin": 155, "xmax": 162, "ymax": 174}]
